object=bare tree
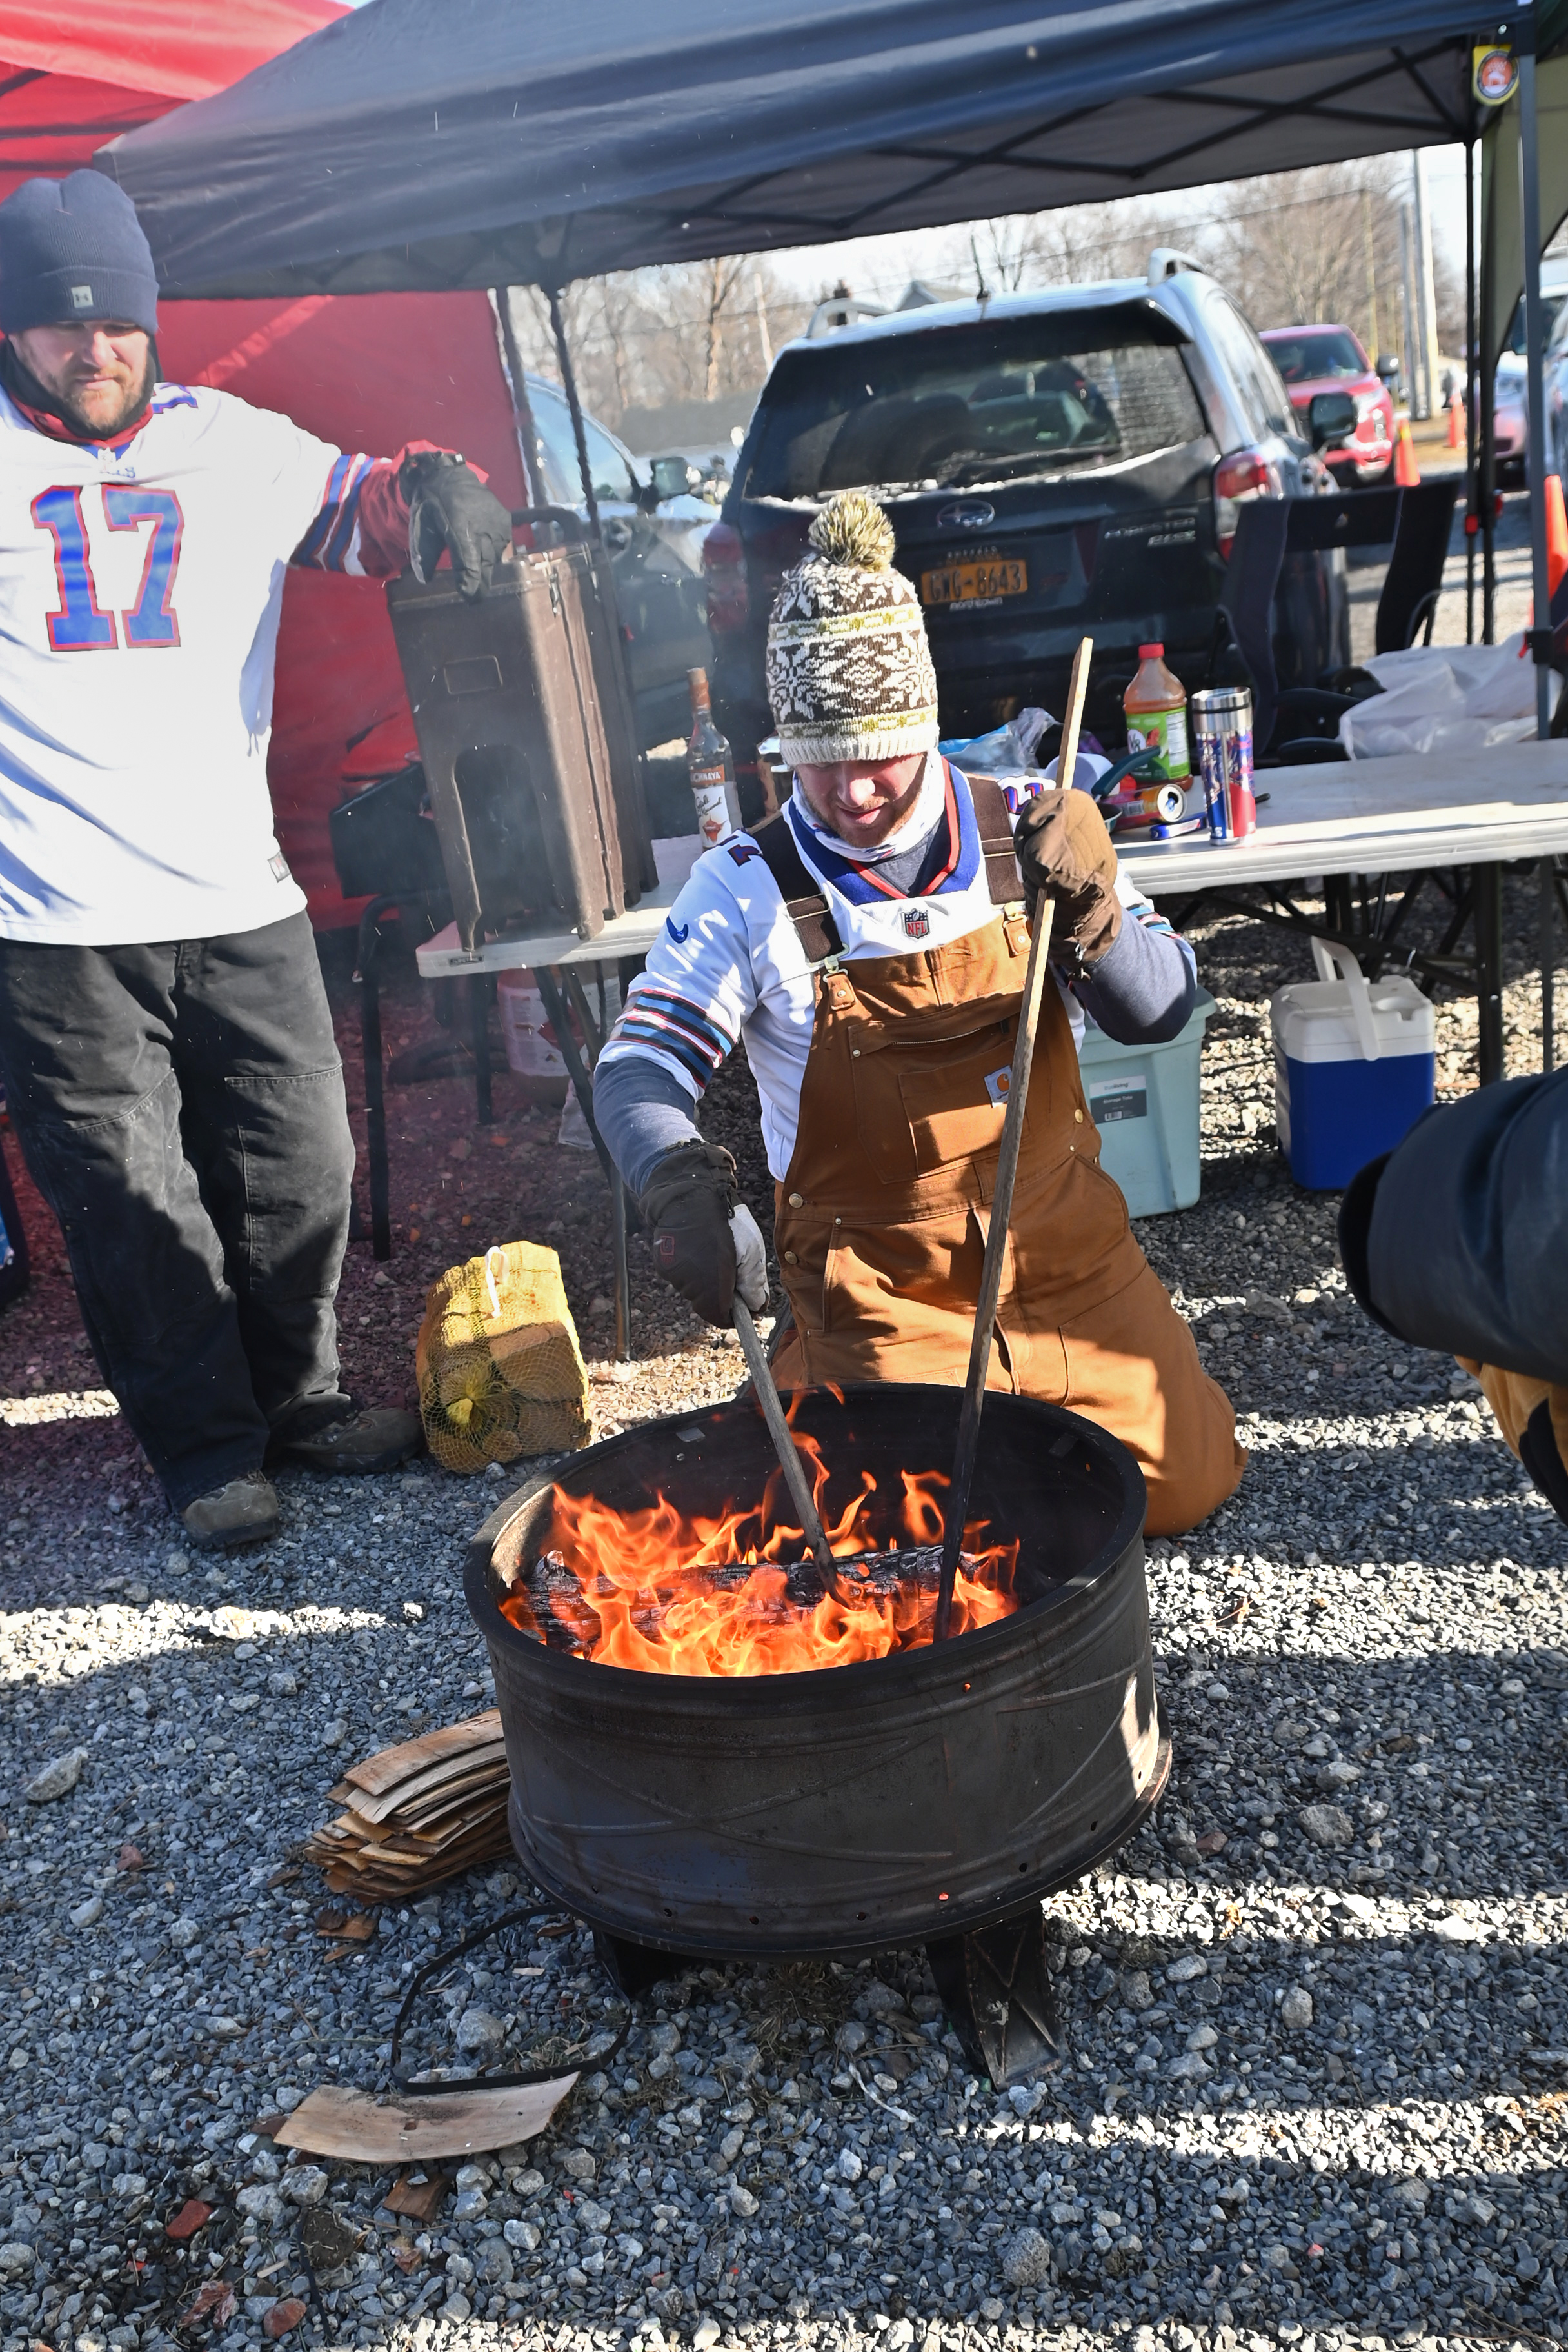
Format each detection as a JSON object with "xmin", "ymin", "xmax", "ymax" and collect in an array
[{"xmin": 505, "ymin": 257, "xmax": 807, "ymax": 427}]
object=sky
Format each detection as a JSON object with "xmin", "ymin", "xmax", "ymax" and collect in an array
[{"xmin": 756, "ymin": 148, "xmax": 1473, "ymax": 314}]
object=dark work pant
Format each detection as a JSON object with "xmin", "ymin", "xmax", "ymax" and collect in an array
[{"xmin": 0, "ymin": 912, "xmax": 355, "ymax": 1510}]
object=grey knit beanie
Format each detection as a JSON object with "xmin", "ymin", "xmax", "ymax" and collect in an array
[
  {"xmin": 766, "ymin": 492, "xmax": 940, "ymax": 766},
  {"xmin": 0, "ymin": 172, "xmax": 159, "ymax": 337}
]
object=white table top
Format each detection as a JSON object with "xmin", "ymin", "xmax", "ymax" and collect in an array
[
  {"xmin": 416, "ymin": 742, "xmax": 1568, "ymax": 974},
  {"xmin": 1115, "ymin": 740, "xmax": 1568, "ymax": 895},
  {"xmin": 416, "ymin": 838, "xmax": 701, "ymax": 976}
]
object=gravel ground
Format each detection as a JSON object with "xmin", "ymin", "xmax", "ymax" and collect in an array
[{"xmin": 1, "ymin": 866, "xmax": 1565, "ymax": 2352}]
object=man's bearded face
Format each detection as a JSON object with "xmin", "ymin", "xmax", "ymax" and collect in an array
[{"xmin": 11, "ymin": 320, "xmax": 154, "ymax": 439}]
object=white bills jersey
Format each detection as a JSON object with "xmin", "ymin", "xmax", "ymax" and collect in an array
[{"xmin": 0, "ymin": 379, "xmax": 386, "ymax": 946}]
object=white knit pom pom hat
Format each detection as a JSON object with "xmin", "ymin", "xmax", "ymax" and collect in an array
[{"xmin": 765, "ymin": 490, "xmax": 940, "ymax": 766}]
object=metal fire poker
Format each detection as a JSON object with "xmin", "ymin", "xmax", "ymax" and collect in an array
[
  {"xmin": 731, "ymin": 1295, "xmax": 840, "ymax": 1581},
  {"xmin": 933, "ymin": 635, "xmax": 1094, "ymax": 1642}
]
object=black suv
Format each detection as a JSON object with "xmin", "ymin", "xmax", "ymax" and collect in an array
[{"xmin": 705, "ymin": 264, "xmax": 1344, "ymax": 773}]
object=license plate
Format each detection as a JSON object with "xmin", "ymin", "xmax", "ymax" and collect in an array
[{"xmin": 920, "ymin": 558, "xmax": 1028, "ymax": 605}]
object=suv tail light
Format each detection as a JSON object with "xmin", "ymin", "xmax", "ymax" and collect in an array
[
  {"xmin": 1212, "ymin": 448, "xmax": 1280, "ymax": 560},
  {"xmin": 702, "ymin": 521, "xmax": 748, "ymax": 634}
]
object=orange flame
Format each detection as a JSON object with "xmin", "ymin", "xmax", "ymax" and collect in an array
[{"xmin": 499, "ymin": 1436, "xmax": 1018, "ymax": 1677}]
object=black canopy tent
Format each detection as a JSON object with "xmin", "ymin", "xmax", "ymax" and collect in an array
[
  {"xmin": 95, "ymin": 0, "xmax": 1568, "ymax": 1083},
  {"xmin": 95, "ymin": 0, "xmax": 1486, "ymax": 299},
  {"xmin": 92, "ymin": 0, "xmax": 1562, "ymax": 663}
]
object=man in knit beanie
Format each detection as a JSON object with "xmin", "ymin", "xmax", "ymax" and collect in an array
[
  {"xmin": 595, "ymin": 490, "xmax": 1242, "ymax": 1537},
  {"xmin": 0, "ymin": 172, "xmax": 518, "ymax": 1555}
]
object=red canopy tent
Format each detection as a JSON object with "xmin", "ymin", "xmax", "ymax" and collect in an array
[
  {"xmin": 0, "ymin": 2, "xmax": 348, "ymax": 196},
  {"xmin": 0, "ymin": 2, "xmax": 529, "ymax": 924}
]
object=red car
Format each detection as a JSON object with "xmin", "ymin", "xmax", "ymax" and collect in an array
[{"xmin": 1259, "ymin": 324, "xmax": 1394, "ymax": 484}]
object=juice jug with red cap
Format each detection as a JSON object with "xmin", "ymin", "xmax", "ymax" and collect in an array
[{"xmin": 1122, "ymin": 643, "xmax": 1191, "ymax": 808}]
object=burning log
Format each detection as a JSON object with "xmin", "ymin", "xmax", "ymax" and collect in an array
[{"xmin": 496, "ymin": 1439, "xmax": 1020, "ymax": 1676}]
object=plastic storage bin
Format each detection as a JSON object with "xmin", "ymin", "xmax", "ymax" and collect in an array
[
  {"xmin": 1271, "ymin": 942, "xmax": 1435, "ymax": 1190},
  {"xmin": 1078, "ymin": 987, "xmax": 1216, "ymax": 1216}
]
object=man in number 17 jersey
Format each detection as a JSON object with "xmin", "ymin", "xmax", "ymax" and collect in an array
[{"xmin": 0, "ymin": 174, "xmax": 517, "ymax": 1550}]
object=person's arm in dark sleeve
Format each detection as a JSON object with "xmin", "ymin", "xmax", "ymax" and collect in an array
[
  {"xmin": 1338, "ymin": 1067, "xmax": 1568, "ymax": 1386},
  {"xmin": 1069, "ymin": 899, "xmax": 1196, "ymax": 1045},
  {"xmin": 1014, "ymin": 789, "xmax": 1195, "ymax": 1042},
  {"xmin": 593, "ymin": 1054, "xmax": 704, "ymax": 1197}
]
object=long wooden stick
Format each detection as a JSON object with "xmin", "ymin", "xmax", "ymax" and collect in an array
[
  {"xmin": 933, "ymin": 636, "xmax": 1094, "ymax": 1642},
  {"xmin": 733, "ymin": 1297, "xmax": 839, "ymax": 1580}
]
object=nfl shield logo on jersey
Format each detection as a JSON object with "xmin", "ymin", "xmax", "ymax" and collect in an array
[{"xmin": 902, "ymin": 907, "xmax": 931, "ymax": 939}]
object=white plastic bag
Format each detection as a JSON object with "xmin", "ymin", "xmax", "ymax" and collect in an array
[{"xmin": 1338, "ymin": 632, "xmax": 1538, "ymax": 759}]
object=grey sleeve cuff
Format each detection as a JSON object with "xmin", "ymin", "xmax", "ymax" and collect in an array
[
  {"xmin": 593, "ymin": 1054, "xmax": 704, "ymax": 1197},
  {"xmin": 1070, "ymin": 915, "xmax": 1196, "ymax": 1044}
]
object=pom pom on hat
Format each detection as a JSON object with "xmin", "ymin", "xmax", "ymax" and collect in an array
[{"xmin": 808, "ymin": 490, "xmax": 897, "ymax": 571}]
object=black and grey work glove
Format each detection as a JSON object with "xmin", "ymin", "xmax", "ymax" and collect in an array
[
  {"xmin": 401, "ymin": 450, "xmax": 514, "ymax": 599},
  {"xmin": 639, "ymin": 1139, "xmax": 768, "ymax": 1326},
  {"xmin": 1013, "ymin": 787, "xmax": 1123, "ymax": 966}
]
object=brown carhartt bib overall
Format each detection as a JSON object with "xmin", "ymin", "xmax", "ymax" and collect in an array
[{"xmin": 762, "ymin": 780, "xmax": 1244, "ymax": 1537}]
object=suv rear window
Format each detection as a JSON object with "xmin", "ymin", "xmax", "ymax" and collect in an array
[{"xmin": 742, "ymin": 303, "xmax": 1206, "ymax": 501}]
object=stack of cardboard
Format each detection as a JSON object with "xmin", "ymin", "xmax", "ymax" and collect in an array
[{"xmin": 304, "ymin": 1712, "xmax": 513, "ymax": 1900}]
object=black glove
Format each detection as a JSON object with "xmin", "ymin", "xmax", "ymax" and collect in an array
[
  {"xmin": 639, "ymin": 1139, "xmax": 738, "ymax": 1326},
  {"xmin": 1013, "ymin": 788, "xmax": 1123, "ymax": 966},
  {"xmin": 401, "ymin": 450, "xmax": 514, "ymax": 600}
]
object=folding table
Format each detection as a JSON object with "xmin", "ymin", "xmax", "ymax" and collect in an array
[{"xmin": 1116, "ymin": 741, "xmax": 1568, "ymax": 1085}]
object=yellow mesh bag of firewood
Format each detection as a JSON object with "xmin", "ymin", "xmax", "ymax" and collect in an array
[{"xmin": 415, "ymin": 1241, "xmax": 590, "ymax": 1475}]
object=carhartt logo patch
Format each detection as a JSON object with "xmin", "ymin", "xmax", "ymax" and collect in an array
[
  {"xmin": 901, "ymin": 906, "xmax": 931, "ymax": 939},
  {"xmin": 70, "ymin": 284, "xmax": 94, "ymax": 312},
  {"xmin": 984, "ymin": 1065, "xmax": 1011, "ymax": 1106}
]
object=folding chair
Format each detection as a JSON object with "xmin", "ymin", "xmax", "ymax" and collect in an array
[{"xmin": 1217, "ymin": 480, "xmax": 1460, "ymax": 762}]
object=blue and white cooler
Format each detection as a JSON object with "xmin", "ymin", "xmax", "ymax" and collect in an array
[{"xmin": 1271, "ymin": 941, "xmax": 1436, "ymax": 1190}]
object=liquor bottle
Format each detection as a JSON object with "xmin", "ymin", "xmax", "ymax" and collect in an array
[{"xmin": 688, "ymin": 668, "xmax": 742, "ymax": 848}]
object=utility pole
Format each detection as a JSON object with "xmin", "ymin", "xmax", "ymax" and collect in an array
[
  {"xmin": 754, "ymin": 273, "xmax": 773, "ymax": 374},
  {"xmin": 1413, "ymin": 150, "xmax": 1442, "ymax": 424},
  {"xmin": 1362, "ymin": 188, "xmax": 1380, "ymax": 363},
  {"xmin": 1400, "ymin": 201, "xmax": 1427, "ymax": 419}
]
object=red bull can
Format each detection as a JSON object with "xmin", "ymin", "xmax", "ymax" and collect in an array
[{"xmin": 1191, "ymin": 686, "xmax": 1255, "ymax": 842}]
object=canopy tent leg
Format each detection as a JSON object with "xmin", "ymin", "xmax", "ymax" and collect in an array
[
  {"xmin": 1519, "ymin": 31, "xmax": 1554, "ymax": 743},
  {"xmin": 1542, "ymin": 858, "xmax": 1556, "ymax": 1074},
  {"xmin": 1476, "ymin": 862, "xmax": 1505, "ymax": 1086},
  {"xmin": 1465, "ymin": 131, "xmax": 1478, "ymax": 644},
  {"xmin": 1520, "ymin": 32, "xmax": 1555, "ymax": 1079},
  {"xmin": 546, "ymin": 288, "xmax": 602, "ymax": 542},
  {"xmin": 494, "ymin": 286, "xmax": 546, "ymax": 509},
  {"xmin": 1481, "ymin": 128, "xmax": 1499, "ymax": 644}
]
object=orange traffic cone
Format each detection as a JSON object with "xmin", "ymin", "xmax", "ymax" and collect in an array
[
  {"xmin": 1394, "ymin": 418, "xmax": 1421, "ymax": 486},
  {"xmin": 1526, "ymin": 468, "xmax": 1568, "ymax": 649},
  {"xmin": 1548, "ymin": 470, "xmax": 1568, "ymax": 605},
  {"xmin": 1446, "ymin": 390, "xmax": 1464, "ymax": 449}
]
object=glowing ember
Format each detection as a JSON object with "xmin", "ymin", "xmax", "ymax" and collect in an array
[{"xmin": 497, "ymin": 1442, "xmax": 1019, "ymax": 1676}]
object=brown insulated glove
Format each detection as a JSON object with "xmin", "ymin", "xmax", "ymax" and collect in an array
[
  {"xmin": 639, "ymin": 1139, "xmax": 739, "ymax": 1326},
  {"xmin": 1013, "ymin": 787, "xmax": 1123, "ymax": 966}
]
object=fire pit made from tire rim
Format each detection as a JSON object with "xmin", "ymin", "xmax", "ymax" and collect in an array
[{"xmin": 466, "ymin": 1383, "xmax": 1167, "ymax": 1964}]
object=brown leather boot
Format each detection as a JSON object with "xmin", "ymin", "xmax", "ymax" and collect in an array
[
  {"xmin": 181, "ymin": 1471, "xmax": 281, "ymax": 1551},
  {"xmin": 275, "ymin": 1404, "xmax": 423, "ymax": 1476}
]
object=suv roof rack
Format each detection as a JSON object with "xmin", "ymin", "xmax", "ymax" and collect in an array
[{"xmin": 1148, "ymin": 248, "xmax": 1208, "ymax": 284}]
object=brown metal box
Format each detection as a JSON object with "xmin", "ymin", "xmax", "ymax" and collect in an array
[{"xmin": 386, "ymin": 543, "xmax": 653, "ymax": 951}]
